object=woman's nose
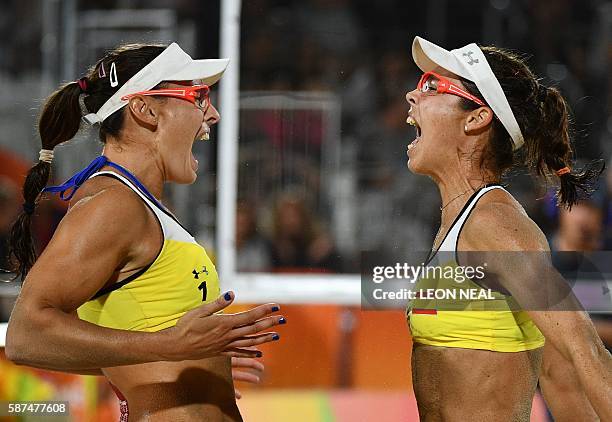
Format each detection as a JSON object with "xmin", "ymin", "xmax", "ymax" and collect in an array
[
  {"xmin": 406, "ymin": 89, "xmax": 418, "ymax": 106},
  {"xmin": 205, "ymin": 104, "xmax": 220, "ymax": 126}
]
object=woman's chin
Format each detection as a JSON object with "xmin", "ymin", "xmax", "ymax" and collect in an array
[
  {"xmin": 171, "ymin": 167, "xmax": 198, "ymax": 185},
  {"xmin": 408, "ymin": 156, "xmax": 438, "ymax": 177},
  {"xmin": 186, "ymin": 168, "xmax": 198, "ymax": 184},
  {"xmin": 407, "ymin": 155, "xmax": 424, "ymax": 174}
]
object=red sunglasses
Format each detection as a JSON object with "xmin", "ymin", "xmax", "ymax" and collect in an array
[
  {"xmin": 121, "ymin": 84, "xmax": 211, "ymax": 110},
  {"xmin": 417, "ymin": 72, "xmax": 486, "ymax": 107}
]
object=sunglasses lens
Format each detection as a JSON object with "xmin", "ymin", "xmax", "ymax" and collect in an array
[
  {"xmin": 195, "ymin": 87, "xmax": 210, "ymax": 108},
  {"xmin": 423, "ymin": 74, "xmax": 439, "ymax": 93}
]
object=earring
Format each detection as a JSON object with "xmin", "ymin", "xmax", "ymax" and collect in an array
[{"xmin": 464, "ymin": 124, "xmax": 468, "ymax": 133}]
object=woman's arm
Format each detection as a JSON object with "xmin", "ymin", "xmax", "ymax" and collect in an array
[
  {"xmin": 6, "ymin": 186, "xmax": 283, "ymax": 370},
  {"xmin": 461, "ymin": 201, "xmax": 612, "ymax": 420},
  {"xmin": 539, "ymin": 341, "xmax": 599, "ymax": 422}
]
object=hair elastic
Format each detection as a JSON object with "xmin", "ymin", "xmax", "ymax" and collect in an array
[
  {"xmin": 77, "ymin": 77, "xmax": 88, "ymax": 93},
  {"xmin": 22, "ymin": 202, "xmax": 35, "ymax": 215},
  {"xmin": 555, "ymin": 166, "xmax": 571, "ymax": 176},
  {"xmin": 39, "ymin": 149, "xmax": 54, "ymax": 164}
]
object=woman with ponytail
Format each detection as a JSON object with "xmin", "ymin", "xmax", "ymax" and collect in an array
[
  {"xmin": 404, "ymin": 37, "xmax": 611, "ymax": 421},
  {"xmin": 5, "ymin": 43, "xmax": 285, "ymax": 421}
]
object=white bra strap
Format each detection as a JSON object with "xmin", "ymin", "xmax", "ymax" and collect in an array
[{"xmin": 438, "ymin": 185, "xmax": 507, "ymax": 251}]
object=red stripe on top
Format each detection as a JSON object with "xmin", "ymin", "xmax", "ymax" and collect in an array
[{"xmin": 108, "ymin": 382, "xmax": 127, "ymax": 401}]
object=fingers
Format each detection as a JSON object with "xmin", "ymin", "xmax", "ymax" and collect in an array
[
  {"xmin": 231, "ymin": 357, "xmax": 265, "ymax": 373},
  {"xmin": 227, "ymin": 332, "xmax": 280, "ymax": 349},
  {"xmin": 195, "ymin": 291, "xmax": 235, "ymax": 317},
  {"xmin": 232, "ymin": 370, "xmax": 261, "ymax": 384},
  {"xmin": 221, "ymin": 348, "xmax": 264, "ymax": 359},
  {"xmin": 231, "ymin": 316, "xmax": 286, "ymax": 338},
  {"xmin": 229, "ymin": 303, "xmax": 281, "ymax": 327}
]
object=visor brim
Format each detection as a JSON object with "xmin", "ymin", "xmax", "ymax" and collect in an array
[{"xmin": 166, "ymin": 58, "xmax": 230, "ymax": 86}]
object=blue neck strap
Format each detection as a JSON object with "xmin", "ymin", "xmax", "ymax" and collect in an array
[{"xmin": 43, "ymin": 155, "xmax": 164, "ymax": 209}]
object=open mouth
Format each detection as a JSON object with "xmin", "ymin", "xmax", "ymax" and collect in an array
[
  {"xmin": 194, "ymin": 124, "xmax": 211, "ymax": 142},
  {"xmin": 196, "ymin": 130, "xmax": 210, "ymax": 141},
  {"xmin": 406, "ymin": 115, "xmax": 421, "ymax": 151}
]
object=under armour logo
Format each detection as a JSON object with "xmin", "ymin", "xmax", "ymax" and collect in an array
[
  {"xmin": 463, "ymin": 52, "xmax": 479, "ymax": 65},
  {"xmin": 192, "ymin": 266, "xmax": 209, "ymax": 279}
]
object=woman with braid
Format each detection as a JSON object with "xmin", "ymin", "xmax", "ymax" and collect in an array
[
  {"xmin": 5, "ymin": 43, "xmax": 285, "ymax": 421},
  {"xmin": 405, "ymin": 37, "xmax": 611, "ymax": 421}
]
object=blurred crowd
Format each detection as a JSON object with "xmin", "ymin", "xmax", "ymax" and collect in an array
[
  {"xmin": 237, "ymin": 0, "xmax": 612, "ymax": 271},
  {"xmin": 0, "ymin": 0, "xmax": 611, "ymax": 275}
]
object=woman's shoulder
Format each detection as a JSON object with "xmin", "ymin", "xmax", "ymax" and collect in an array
[
  {"xmin": 67, "ymin": 175, "xmax": 148, "ymax": 216},
  {"xmin": 57, "ymin": 175, "xmax": 154, "ymax": 241},
  {"xmin": 461, "ymin": 188, "xmax": 549, "ymax": 252}
]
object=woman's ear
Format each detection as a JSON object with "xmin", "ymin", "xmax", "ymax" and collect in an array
[
  {"xmin": 126, "ymin": 96, "xmax": 158, "ymax": 128},
  {"xmin": 464, "ymin": 107, "xmax": 493, "ymax": 134}
]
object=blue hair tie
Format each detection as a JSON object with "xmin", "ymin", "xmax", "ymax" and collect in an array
[
  {"xmin": 42, "ymin": 155, "xmax": 109, "ymax": 200},
  {"xmin": 41, "ymin": 155, "xmax": 165, "ymax": 211}
]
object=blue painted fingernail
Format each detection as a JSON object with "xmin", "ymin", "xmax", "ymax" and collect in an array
[
  {"xmin": 279, "ymin": 317, "xmax": 287, "ymax": 325},
  {"xmin": 256, "ymin": 351, "xmax": 263, "ymax": 358},
  {"xmin": 272, "ymin": 306, "xmax": 280, "ymax": 312},
  {"xmin": 272, "ymin": 334, "xmax": 280, "ymax": 341},
  {"xmin": 224, "ymin": 292, "xmax": 232, "ymax": 301}
]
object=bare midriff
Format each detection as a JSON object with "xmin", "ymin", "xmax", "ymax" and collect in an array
[
  {"xmin": 411, "ymin": 343, "xmax": 543, "ymax": 422},
  {"xmin": 103, "ymin": 356, "xmax": 241, "ymax": 422}
]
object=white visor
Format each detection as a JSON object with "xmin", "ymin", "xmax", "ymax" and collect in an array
[
  {"xmin": 83, "ymin": 43, "xmax": 229, "ymax": 125},
  {"xmin": 412, "ymin": 36, "xmax": 524, "ymax": 150}
]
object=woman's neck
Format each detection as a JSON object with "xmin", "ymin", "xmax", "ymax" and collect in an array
[
  {"xmin": 434, "ymin": 164, "xmax": 498, "ymax": 225},
  {"xmin": 101, "ymin": 142, "xmax": 165, "ymax": 200}
]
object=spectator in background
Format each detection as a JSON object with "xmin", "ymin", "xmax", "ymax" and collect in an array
[
  {"xmin": 270, "ymin": 194, "xmax": 341, "ymax": 272},
  {"xmin": 553, "ymin": 200, "xmax": 604, "ymax": 252},
  {"xmin": 236, "ymin": 200, "xmax": 271, "ymax": 272},
  {"xmin": 551, "ymin": 196, "xmax": 612, "ymax": 347}
]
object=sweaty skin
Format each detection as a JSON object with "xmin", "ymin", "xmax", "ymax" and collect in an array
[
  {"xmin": 6, "ymin": 82, "xmax": 283, "ymax": 422},
  {"xmin": 405, "ymin": 69, "xmax": 611, "ymax": 422},
  {"xmin": 409, "ymin": 190, "xmax": 541, "ymax": 422},
  {"xmin": 73, "ymin": 176, "xmax": 241, "ymax": 422},
  {"xmin": 410, "ymin": 188, "xmax": 611, "ymax": 422}
]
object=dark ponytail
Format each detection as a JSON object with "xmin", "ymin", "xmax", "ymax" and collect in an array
[
  {"xmin": 9, "ymin": 82, "xmax": 83, "ymax": 280},
  {"xmin": 9, "ymin": 43, "xmax": 166, "ymax": 281},
  {"xmin": 528, "ymin": 86, "xmax": 604, "ymax": 208},
  {"xmin": 459, "ymin": 47, "xmax": 603, "ymax": 209}
]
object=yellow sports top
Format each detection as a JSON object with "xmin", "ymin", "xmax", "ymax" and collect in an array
[
  {"xmin": 77, "ymin": 170, "xmax": 220, "ymax": 332},
  {"xmin": 407, "ymin": 185, "xmax": 545, "ymax": 352}
]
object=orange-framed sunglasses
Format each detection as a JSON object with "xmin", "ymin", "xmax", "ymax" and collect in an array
[
  {"xmin": 121, "ymin": 84, "xmax": 211, "ymax": 110},
  {"xmin": 417, "ymin": 72, "xmax": 486, "ymax": 107}
]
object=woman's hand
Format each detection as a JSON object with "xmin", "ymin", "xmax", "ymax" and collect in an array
[
  {"xmin": 231, "ymin": 356, "xmax": 265, "ymax": 399},
  {"xmin": 165, "ymin": 291, "xmax": 284, "ymax": 361}
]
